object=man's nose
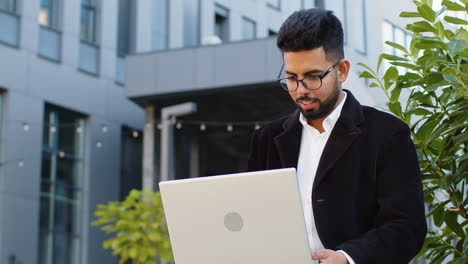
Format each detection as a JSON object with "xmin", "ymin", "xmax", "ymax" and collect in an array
[{"xmin": 296, "ymin": 80, "xmax": 309, "ymax": 96}]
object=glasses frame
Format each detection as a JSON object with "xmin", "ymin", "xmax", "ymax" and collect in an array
[{"xmin": 276, "ymin": 60, "xmax": 341, "ymax": 92}]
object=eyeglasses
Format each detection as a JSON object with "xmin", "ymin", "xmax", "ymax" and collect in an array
[{"xmin": 277, "ymin": 60, "xmax": 341, "ymax": 92}]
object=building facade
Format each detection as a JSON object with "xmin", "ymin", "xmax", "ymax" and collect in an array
[
  {"xmin": 0, "ymin": 0, "xmax": 144, "ymax": 263},
  {"xmin": 0, "ymin": 0, "xmax": 434, "ymax": 263}
]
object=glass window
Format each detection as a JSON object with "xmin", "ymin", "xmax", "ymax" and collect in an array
[
  {"xmin": 117, "ymin": 0, "xmax": 135, "ymax": 56},
  {"xmin": 38, "ymin": 105, "xmax": 85, "ymax": 264},
  {"xmin": 39, "ymin": 0, "xmax": 60, "ymax": 29},
  {"xmin": 242, "ymin": 16, "xmax": 256, "ymax": 40},
  {"xmin": 214, "ymin": 4, "xmax": 229, "ymax": 42},
  {"xmin": 38, "ymin": 0, "xmax": 62, "ymax": 61},
  {"xmin": 183, "ymin": 0, "xmax": 200, "ymax": 47},
  {"xmin": 0, "ymin": 0, "xmax": 16, "ymax": 13},
  {"xmin": 268, "ymin": 29, "xmax": 277, "ymax": 37},
  {"xmin": 382, "ymin": 20, "xmax": 412, "ymax": 73},
  {"xmin": 353, "ymin": 0, "xmax": 367, "ymax": 54},
  {"xmin": 152, "ymin": 0, "xmax": 168, "ymax": 51},
  {"xmin": 266, "ymin": 0, "xmax": 281, "ymax": 9},
  {"xmin": 314, "ymin": 0, "xmax": 325, "ymax": 9},
  {"xmin": 80, "ymin": 0, "xmax": 97, "ymax": 43}
]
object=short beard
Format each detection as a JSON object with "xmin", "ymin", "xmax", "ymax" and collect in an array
[{"xmin": 297, "ymin": 79, "xmax": 340, "ymax": 120}]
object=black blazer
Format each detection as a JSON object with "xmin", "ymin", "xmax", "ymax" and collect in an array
[{"xmin": 248, "ymin": 90, "xmax": 427, "ymax": 263}]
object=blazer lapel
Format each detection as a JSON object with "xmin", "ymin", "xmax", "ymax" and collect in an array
[
  {"xmin": 274, "ymin": 110, "xmax": 302, "ymax": 169},
  {"xmin": 313, "ymin": 90, "xmax": 364, "ymax": 191}
]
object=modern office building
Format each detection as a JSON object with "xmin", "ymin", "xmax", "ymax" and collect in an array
[{"xmin": 0, "ymin": 0, "xmax": 440, "ymax": 263}]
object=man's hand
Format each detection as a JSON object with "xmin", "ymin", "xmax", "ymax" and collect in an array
[{"xmin": 312, "ymin": 249, "xmax": 349, "ymax": 264}]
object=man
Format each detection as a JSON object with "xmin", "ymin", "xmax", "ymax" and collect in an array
[{"xmin": 248, "ymin": 8, "xmax": 427, "ymax": 264}]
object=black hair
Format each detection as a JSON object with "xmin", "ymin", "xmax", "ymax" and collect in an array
[{"xmin": 277, "ymin": 8, "xmax": 344, "ymax": 61}]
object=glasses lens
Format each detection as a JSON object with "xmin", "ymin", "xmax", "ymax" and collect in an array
[
  {"xmin": 303, "ymin": 76, "xmax": 321, "ymax": 90},
  {"xmin": 279, "ymin": 78, "xmax": 297, "ymax": 91}
]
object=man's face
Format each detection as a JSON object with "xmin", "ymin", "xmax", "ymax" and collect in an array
[{"xmin": 282, "ymin": 47, "xmax": 348, "ymax": 121}]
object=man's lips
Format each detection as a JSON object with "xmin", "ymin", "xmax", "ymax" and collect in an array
[{"xmin": 297, "ymin": 99, "xmax": 319, "ymax": 110}]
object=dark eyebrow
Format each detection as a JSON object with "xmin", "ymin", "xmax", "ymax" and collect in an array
[{"xmin": 285, "ymin": 69, "xmax": 325, "ymax": 77}]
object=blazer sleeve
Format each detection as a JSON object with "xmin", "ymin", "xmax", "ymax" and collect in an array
[{"xmin": 336, "ymin": 126, "xmax": 427, "ymax": 264}]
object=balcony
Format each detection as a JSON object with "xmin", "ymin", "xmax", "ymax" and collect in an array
[
  {"xmin": 79, "ymin": 41, "xmax": 99, "ymax": 75},
  {"xmin": 0, "ymin": 9, "xmax": 20, "ymax": 47},
  {"xmin": 38, "ymin": 26, "xmax": 61, "ymax": 62}
]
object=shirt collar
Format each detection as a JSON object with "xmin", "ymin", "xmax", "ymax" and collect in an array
[{"xmin": 299, "ymin": 91, "xmax": 347, "ymax": 134}]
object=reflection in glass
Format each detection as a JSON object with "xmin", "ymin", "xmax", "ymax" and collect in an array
[{"xmin": 38, "ymin": 105, "xmax": 85, "ymax": 264}]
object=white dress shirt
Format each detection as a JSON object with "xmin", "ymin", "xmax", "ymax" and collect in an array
[{"xmin": 296, "ymin": 92, "xmax": 355, "ymax": 264}]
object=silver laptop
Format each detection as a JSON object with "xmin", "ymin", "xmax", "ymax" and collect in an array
[{"xmin": 159, "ymin": 168, "xmax": 312, "ymax": 264}]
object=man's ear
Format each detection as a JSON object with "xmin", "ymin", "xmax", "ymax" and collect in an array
[{"xmin": 337, "ymin": 59, "xmax": 351, "ymax": 83}]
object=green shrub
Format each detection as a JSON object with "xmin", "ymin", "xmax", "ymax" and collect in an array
[
  {"xmin": 92, "ymin": 190, "xmax": 173, "ymax": 264},
  {"xmin": 359, "ymin": 0, "xmax": 467, "ymax": 263}
]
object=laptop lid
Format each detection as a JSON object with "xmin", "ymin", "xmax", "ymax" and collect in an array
[{"xmin": 159, "ymin": 168, "xmax": 312, "ymax": 264}]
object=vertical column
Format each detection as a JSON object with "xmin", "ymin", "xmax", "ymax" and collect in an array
[
  {"xmin": 168, "ymin": 0, "xmax": 183, "ymax": 49},
  {"xmin": 135, "ymin": 0, "xmax": 152, "ymax": 53},
  {"xmin": 142, "ymin": 106, "xmax": 155, "ymax": 190},
  {"xmin": 190, "ymin": 136, "xmax": 200, "ymax": 178},
  {"xmin": 99, "ymin": 0, "xmax": 118, "ymax": 79}
]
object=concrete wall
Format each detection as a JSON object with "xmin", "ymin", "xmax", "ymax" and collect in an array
[{"xmin": 0, "ymin": 1, "xmax": 144, "ymax": 263}]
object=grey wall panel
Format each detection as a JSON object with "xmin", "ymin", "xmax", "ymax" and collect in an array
[
  {"xmin": 127, "ymin": 38, "xmax": 284, "ymax": 98},
  {"xmin": 85, "ymin": 119, "xmax": 121, "ymax": 264},
  {"xmin": 0, "ymin": 92, "xmax": 43, "ymax": 198},
  {"xmin": 265, "ymin": 37, "xmax": 282, "ymax": 81},
  {"xmin": 126, "ymin": 53, "xmax": 158, "ymax": 98},
  {"xmin": 155, "ymin": 49, "xmax": 197, "ymax": 94},
  {"xmin": 195, "ymin": 46, "xmax": 216, "ymax": 89},
  {"xmin": 0, "ymin": 47, "xmax": 28, "ymax": 92},
  {"xmin": 214, "ymin": 41, "xmax": 267, "ymax": 87},
  {"xmin": 0, "ymin": 194, "xmax": 40, "ymax": 264}
]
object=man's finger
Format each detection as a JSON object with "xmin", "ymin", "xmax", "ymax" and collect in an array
[{"xmin": 312, "ymin": 249, "xmax": 330, "ymax": 259}]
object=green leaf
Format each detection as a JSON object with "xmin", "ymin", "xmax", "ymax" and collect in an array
[
  {"xmin": 444, "ymin": 16, "xmax": 468, "ymax": 25},
  {"xmin": 416, "ymin": 119, "xmax": 440, "ymax": 144},
  {"xmin": 400, "ymin": 11, "xmax": 421, "ymax": 18},
  {"xmin": 442, "ymin": 0, "xmax": 466, "ymax": 11},
  {"xmin": 421, "ymin": 0, "xmax": 432, "ymax": 8},
  {"xmin": 388, "ymin": 101, "xmax": 403, "ymax": 117},
  {"xmin": 359, "ymin": 71, "xmax": 375, "ymax": 79},
  {"xmin": 369, "ymin": 82, "xmax": 379, "ymax": 88},
  {"xmin": 409, "ymin": 108, "xmax": 432, "ymax": 115},
  {"xmin": 390, "ymin": 61, "xmax": 419, "ymax": 70},
  {"xmin": 408, "ymin": 21, "xmax": 437, "ymax": 33},
  {"xmin": 405, "ymin": 72, "xmax": 422, "ymax": 80},
  {"xmin": 357, "ymin": 62, "xmax": 376, "ymax": 75},
  {"xmin": 390, "ymin": 86, "xmax": 402, "ymax": 101},
  {"xmin": 377, "ymin": 54, "xmax": 385, "ymax": 73},
  {"xmin": 415, "ymin": 37, "xmax": 448, "ymax": 49},
  {"xmin": 429, "ymin": 203, "xmax": 447, "ymax": 227},
  {"xmin": 418, "ymin": 4, "xmax": 437, "ymax": 22},
  {"xmin": 453, "ymin": 131, "xmax": 468, "ymax": 146},
  {"xmin": 450, "ymin": 190, "xmax": 463, "ymax": 207},
  {"xmin": 447, "ymin": 40, "xmax": 466, "ymax": 56},
  {"xmin": 443, "ymin": 74, "xmax": 459, "ymax": 84},
  {"xmin": 445, "ymin": 211, "xmax": 465, "ymax": 238},
  {"xmin": 454, "ymin": 28, "xmax": 468, "ymax": 42},
  {"xmin": 382, "ymin": 54, "xmax": 409, "ymax": 62},
  {"xmin": 385, "ymin": 41, "xmax": 409, "ymax": 54}
]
